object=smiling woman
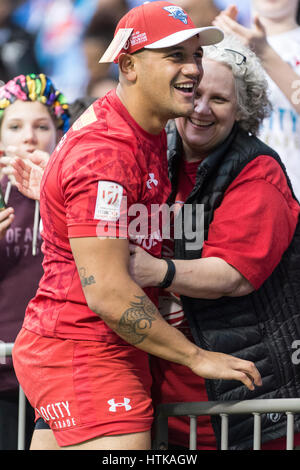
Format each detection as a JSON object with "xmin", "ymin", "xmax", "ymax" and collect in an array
[
  {"xmin": 129, "ymin": 34, "xmax": 300, "ymax": 450},
  {"xmin": 176, "ymin": 59, "xmax": 237, "ymax": 161},
  {"xmin": 175, "ymin": 35, "xmax": 271, "ymax": 161}
]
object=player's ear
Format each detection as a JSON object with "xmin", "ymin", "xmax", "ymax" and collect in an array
[{"xmin": 118, "ymin": 53, "xmax": 137, "ymax": 82}]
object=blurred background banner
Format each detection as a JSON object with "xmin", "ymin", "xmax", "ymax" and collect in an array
[{"xmin": 1, "ymin": 0, "xmax": 252, "ymax": 102}]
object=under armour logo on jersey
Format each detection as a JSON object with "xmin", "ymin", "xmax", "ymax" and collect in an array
[
  {"xmin": 163, "ymin": 6, "xmax": 188, "ymax": 24},
  {"xmin": 146, "ymin": 173, "xmax": 158, "ymax": 189},
  {"xmin": 108, "ymin": 398, "xmax": 132, "ymax": 412}
]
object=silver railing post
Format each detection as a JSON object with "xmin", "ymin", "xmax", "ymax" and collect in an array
[
  {"xmin": 286, "ymin": 412, "xmax": 295, "ymax": 450},
  {"xmin": 189, "ymin": 415, "xmax": 197, "ymax": 450},
  {"xmin": 3, "ymin": 342, "xmax": 26, "ymax": 450},
  {"xmin": 154, "ymin": 399, "xmax": 300, "ymax": 450},
  {"xmin": 253, "ymin": 413, "xmax": 261, "ymax": 450},
  {"xmin": 18, "ymin": 387, "xmax": 26, "ymax": 450},
  {"xmin": 220, "ymin": 413, "xmax": 228, "ymax": 450}
]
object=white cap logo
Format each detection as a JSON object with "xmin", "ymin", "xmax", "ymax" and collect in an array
[{"xmin": 163, "ymin": 6, "xmax": 188, "ymax": 25}]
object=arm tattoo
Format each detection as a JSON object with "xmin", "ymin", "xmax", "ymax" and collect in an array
[
  {"xmin": 79, "ymin": 267, "xmax": 96, "ymax": 288},
  {"xmin": 117, "ymin": 295, "xmax": 157, "ymax": 345}
]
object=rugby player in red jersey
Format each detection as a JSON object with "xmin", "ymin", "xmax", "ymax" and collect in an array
[{"xmin": 12, "ymin": 1, "xmax": 261, "ymax": 450}]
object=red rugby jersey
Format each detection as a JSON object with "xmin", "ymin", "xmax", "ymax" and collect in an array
[{"xmin": 23, "ymin": 90, "xmax": 171, "ymax": 341}]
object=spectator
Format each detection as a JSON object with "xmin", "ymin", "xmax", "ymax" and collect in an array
[
  {"xmin": 213, "ymin": 0, "xmax": 300, "ymax": 200},
  {"xmin": 129, "ymin": 35, "xmax": 300, "ymax": 450},
  {"xmin": 0, "ymin": 73, "xmax": 70, "ymax": 450}
]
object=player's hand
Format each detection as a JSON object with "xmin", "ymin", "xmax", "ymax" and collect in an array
[
  {"xmin": 189, "ymin": 347, "xmax": 262, "ymax": 391},
  {"xmin": 0, "ymin": 207, "xmax": 14, "ymax": 240},
  {"xmin": 213, "ymin": 7, "xmax": 269, "ymax": 58},
  {"xmin": 129, "ymin": 244, "xmax": 167, "ymax": 287}
]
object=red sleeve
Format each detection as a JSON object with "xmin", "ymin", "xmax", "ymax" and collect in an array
[
  {"xmin": 60, "ymin": 136, "xmax": 141, "ymax": 239},
  {"xmin": 201, "ymin": 156, "xmax": 300, "ymax": 289}
]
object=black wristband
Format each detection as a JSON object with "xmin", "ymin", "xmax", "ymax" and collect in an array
[{"xmin": 158, "ymin": 259, "xmax": 176, "ymax": 288}]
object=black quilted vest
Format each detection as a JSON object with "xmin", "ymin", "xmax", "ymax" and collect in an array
[{"xmin": 166, "ymin": 122, "xmax": 300, "ymax": 450}]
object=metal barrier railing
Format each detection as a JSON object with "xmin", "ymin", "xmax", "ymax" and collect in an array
[
  {"xmin": 2, "ymin": 341, "xmax": 300, "ymax": 451},
  {"xmin": 153, "ymin": 399, "xmax": 300, "ymax": 450},
  {"xmin": 1, "ymin": 342, "xmax": 26, "ymax": 450}
]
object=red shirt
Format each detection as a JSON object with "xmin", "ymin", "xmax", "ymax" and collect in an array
[
  {"xmin": 202, "ymin": 155, "xmax": 300, "ymax": 288},
  {"xmin": 23, "ymin": 90, "xmax": 171, "ymax": 341},
  {"xmin": 153, "ymin": 153, "xmax": 300, "ymax": 450}
]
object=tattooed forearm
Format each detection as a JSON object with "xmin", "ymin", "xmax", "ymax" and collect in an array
[
  {"xmin": 117, "ymin": 295, "xmax": 157, "ymax": 345},
  {"xmin": 79, "ymin": 267, "xmax": 96, "ymax": 288}
]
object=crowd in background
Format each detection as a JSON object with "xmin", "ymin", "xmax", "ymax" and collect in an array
[{"xmin": 0, "ymin": 0, "xmax": 253, "ymax": 102}]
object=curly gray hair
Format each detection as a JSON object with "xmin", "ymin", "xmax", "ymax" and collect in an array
[{"xmin": 204, "ymin": 35, "xmax": 272, "ymax": 135}]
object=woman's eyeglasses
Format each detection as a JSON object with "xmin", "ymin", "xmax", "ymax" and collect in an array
[
  {"xmin": 224, "ymin": 48, "xmax": 247, "ymax": 65},
  {"xmin": 211, "ymin": 46, "xmax": 247, "ymax": 66}
]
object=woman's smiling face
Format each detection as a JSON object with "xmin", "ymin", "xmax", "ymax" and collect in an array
[{"xmin": 175, "ymin": 58, "xmax": 238, "ymax": 162}]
